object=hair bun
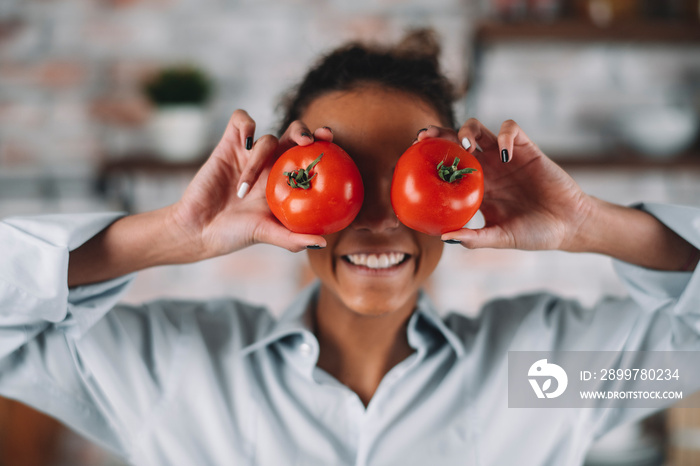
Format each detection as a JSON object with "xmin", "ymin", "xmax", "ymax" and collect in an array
[{"xmin": 394, "ymin": 28, "xmax": 441, "ymax": 67}]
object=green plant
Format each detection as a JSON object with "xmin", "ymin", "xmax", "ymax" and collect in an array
[{"xmin": 144, "ymin": 66, "xmax": 212, "ymax": 106}]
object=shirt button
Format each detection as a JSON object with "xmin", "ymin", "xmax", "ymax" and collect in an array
[{"xmin": 299, "ymin": 342, "xmax": 312, "ymax": 357}]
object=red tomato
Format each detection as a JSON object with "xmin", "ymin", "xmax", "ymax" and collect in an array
[
  {"xmin": 391, "ymin": 138, "xmax": 484, "ymax": 236},
  {"xmin": 266, "ymin": 141, "xmax": 364, "ymax": 235}
]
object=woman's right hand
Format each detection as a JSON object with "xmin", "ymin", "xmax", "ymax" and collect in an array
[{"xmin": 168, "ymin": 110, "xmax": 329, "ymax": 260}]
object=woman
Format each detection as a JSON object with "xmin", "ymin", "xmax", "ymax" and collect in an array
[{"xmin": 1, "ymin": 31, "xmax": 699, "ymax": 465}]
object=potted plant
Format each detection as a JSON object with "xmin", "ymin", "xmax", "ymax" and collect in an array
[{"xmin": 144, "ymin": 65, "xmax": 213, "ymax": 161}]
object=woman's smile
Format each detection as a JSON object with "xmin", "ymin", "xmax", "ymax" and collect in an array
[
  {"xmin": 334, "ymin": 239, "xmax": 417, "ymax": 278},
  {"xmin": 342, "ymin": 252, "xmax": 410, "ymax": 270}
]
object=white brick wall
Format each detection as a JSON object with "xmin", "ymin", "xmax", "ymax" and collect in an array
[
  {"xmin": 467, "ymin": 42, "xmax": 700, "ymax": 157},
  {"xmin": 0, "ymin": 0, "xmax": 475, "ymax": 167}
]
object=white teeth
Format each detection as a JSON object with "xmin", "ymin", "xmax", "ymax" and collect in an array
[{"xmin": 345, "ymin": 253, "xmax": 406, "ymax": 269}]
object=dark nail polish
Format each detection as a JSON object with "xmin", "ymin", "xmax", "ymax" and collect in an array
[
  {"xmin": 322, "ymin": 126, "xmax": 333, "ymax": 133},
  {"xmin": 301, "ymin": 131, "xmax": 312, "ymax": 139},
  {"xmin": 306, "ymin": 244, "xmax": 323, "ymax": 249},
  {"xmin": 442, "ymin": 239, "xmax": 462, "ymax": 244},
  {"xmin": 245, "ymin": 137, "xmax": 253, "ymax": 150},
  {"xmin": 501, "ymin": 148, "xmax": 510, "ymax": 163},
  {"xmin": 417, "ymin": 128, "xmax": 428, "ymax": 136}
]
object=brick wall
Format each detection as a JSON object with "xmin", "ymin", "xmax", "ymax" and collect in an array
[
  {"xmin": 0, "ymin": 0, "xmax": 475, "ymax": 168},
  {"xmin": 467, "ymin": 42, "xmax": 700, "ymax": 157}
]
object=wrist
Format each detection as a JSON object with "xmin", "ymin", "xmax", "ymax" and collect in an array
[
  {"xmin": 161, "ymin": 203, "xmax": 210, "ymax": 264},
  {"xmin": 559, "ymin": 193, "xmax": 600, "ymax": 254},
  {"xmin": 68, "ymin": 206, "xmax": 204, "ymax": 287},
  {"xmin": 562, "ymin": 197, "xmax": 697, "ymax": 271}
]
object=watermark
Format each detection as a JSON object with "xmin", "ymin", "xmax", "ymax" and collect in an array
[
  {"xmin": 528, "ymin": 359, "xmax": 568, "ymax": 399},
  {"xmin": 509, "ymin": 351, "xmax": 700, "ymax": 409}
]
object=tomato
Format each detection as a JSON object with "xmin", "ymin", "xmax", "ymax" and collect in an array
[
  {"xmin": 266, "ymin": 141, "xmax": 364, "ymax": 235},
  {"xmin": 391, "ymin": 138, "xmax": 484, "ymax": 236}
]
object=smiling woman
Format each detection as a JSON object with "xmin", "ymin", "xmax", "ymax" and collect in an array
[
  {"xmin": 303, "ymin": 87, "xmax": 445, "ymax": 323},
  {"xmin": 1, "ymin": 29, "xmax": 700, "ymax": 466}
]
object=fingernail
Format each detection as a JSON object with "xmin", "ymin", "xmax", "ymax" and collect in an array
[
  {"xmin": 301, "ymin": 131, "xmax": 312, "ymax": 140},
  {"xmin": 475, "ymin": 142, "xmax": 484, "ymax": 153},
  {"xmin": 306, "ymin": 244, "xmax": 324, "ymax": 249},
  {"xmin": 461, "ymin": 137, "xmax": 471, "ymax": 150},
  {"xmin": 442, "ymin": 239, "xmax": 462, "ymax": 244},
  {"xmin": 417, "ymin": 128, "xmax": 428, "ymax": 136},
  {"xmin": 237, "ymin": 182, "xmax": 250, "ymax": 199},
  {"xmin": 322, "ymin": 126, "xmax": 333, "ymax": 133},
  {"xmin": 501, "ymin": 148, "xmax": 510, "ymax": 163},
  {"xmin": 245, "ymin": 137, "xmax": 253, "ymax": 150}
]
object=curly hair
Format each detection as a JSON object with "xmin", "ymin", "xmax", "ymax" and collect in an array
[{"xmin": 277, "ymin": 29, "xmax": 457, "ymax": 135}]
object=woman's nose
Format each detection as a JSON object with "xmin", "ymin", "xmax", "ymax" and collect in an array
[{"xmin": 351, "ymin": 179, "xmax": 400, "ymax": 232}]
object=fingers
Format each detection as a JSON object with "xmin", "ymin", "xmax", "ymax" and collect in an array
[
  {"xmin": 237, "ymin": 134, "xmax": 278, "ymax": 198},
  {"xmin": 254, "ymin": 220, "xmax": 327, "ymax": 253},
  {"xmin": 237, "ymin": 122, "xmax": 335, "ymax": 199},
  {"xmin": 230, "ymin": 109, "xmax": 256, "ymax": 150},
  {"xmin": 458, "ymin": 118, "xmax": 498, "ymax": 155},
  {"xmin": 233, "ymin": 117, "xmax": 318, "ymax": 199},
  {"xmin": 497, "ymin": 119, "xmax": 532, "ymax": 164},
  {"xmin": 213, "ymin": 110, "xmax": 259, "ymax": 198},
  {"xmin": 459, "ymin": 118, "xmax": 534, "ymax": 165},
  {"xmin": 413, "ymin": 125, "xmax": 459, "ymax": 145},
  {"xmin": 313, "ymin": 126, "xmax": 334, "ymax": 143},
  {"xmin": 277, "ymin": 120, "xmax": 316, "ymax": 154},
  {"xmin": 440, "ymin": 225, "xmax": 513, "ymax": 250}
]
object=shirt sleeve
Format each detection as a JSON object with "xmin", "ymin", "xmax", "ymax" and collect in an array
[
  {"xmin": 480, "ymin": 203, "xmax": 700, "ymax": 442},
  {"xmin": 613, "ymin": 202, "xmax": 699, "ymax": 320},
  {"xmin": 0, "ymin": 212, "xmax": 136, "ymax": 456},
  {"xmin": 587, "ymin": 202, "xmax": 700, "ymax": 436}
]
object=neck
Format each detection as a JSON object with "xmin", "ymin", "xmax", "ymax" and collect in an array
[{"xmin": 314, "ymin": 286, "xmax": 417, "ymax": 406}]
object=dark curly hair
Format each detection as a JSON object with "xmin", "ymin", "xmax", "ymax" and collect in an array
[{"xmin": 277, "ymin": 29, "xmax": 457, "ymax": 135}]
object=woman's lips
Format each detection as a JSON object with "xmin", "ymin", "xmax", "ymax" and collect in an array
[{"xmin": 341, "ymin": 252, "xmax": 411, "ymax": 270}]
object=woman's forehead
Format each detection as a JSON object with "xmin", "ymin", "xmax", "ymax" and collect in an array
[
  {"xmin": 302, "ymin": 87, "xmax": 440, "ymax": 130},
  {"xmin": 301, "ymin": 87, "xmax": 442, "ymax": 157}
]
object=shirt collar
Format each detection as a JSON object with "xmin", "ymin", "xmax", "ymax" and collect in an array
[
  {"xmin": 240, "ymin": 282, "xmax": 465, "ymax": 359},
  {"xmin": 412, "ymin": 290, "xmax": 466, "ymax": 358},
  {"xmin": 240, "ymin": 284, "xmax": 318, "ymax": 358}
]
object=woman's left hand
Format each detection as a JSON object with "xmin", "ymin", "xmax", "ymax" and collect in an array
[{"xmin": 418, "ymin": 120, "xmax": 593, "ymax": 252}]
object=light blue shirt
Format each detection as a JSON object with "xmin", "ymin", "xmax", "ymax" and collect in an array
[{"xmin": 0, "ymin": 203, "xmax": 699, "ymax": 466}]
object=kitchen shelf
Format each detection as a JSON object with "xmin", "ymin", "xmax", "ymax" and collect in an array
[
  {"xmin": 474, "ymin": 19, "xmax": 700, "ymax": 44},
  {"xmin": 467, "ymin": 19, "xmax": 700, "ymax": 169},
  {"xmin": 97, "ymin": 150, "xmax": 700, "ymax": 175},
  {"xmin": 555, "ymin": 151, "xmax": 700, "ymax": 170},
  {"xmin": 97, "ymin": 152, "xmax": 208, "ymax": 212},
  {"xmin": 98, "ymin": 153, "xmax": 207, "ymax": 175}
]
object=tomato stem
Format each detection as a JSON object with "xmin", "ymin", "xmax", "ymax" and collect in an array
[
  {"xmin": 437, "ymin": 157, "xmax": 477, "ymax": 183},
  {"xmin": 284, "ymin": 153, "xmax": 323, "ymax": 190}
]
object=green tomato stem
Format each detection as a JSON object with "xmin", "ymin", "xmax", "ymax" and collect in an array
[
  {"xmin": 284, "ymin": 153, "xmax": 323, "ymax": 190},
  {"xmin": 437, "ymin": 157, "xmax": 477, "ymax": 183}
]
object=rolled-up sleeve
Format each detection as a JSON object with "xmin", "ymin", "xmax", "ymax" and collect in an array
[
  {"xmin": 613, "ymin": 203, "xmax": 699, "ymax": 319},
  {"xmin": 0, "ymin": 212, "xmax": 136, "ymax": 456},
  {"xmin": 591, "ymin": 203, "xmax": 700, "ymax": 436},
  {"xmin": 0, "ymin": 212, "xmax": 135, "ymax": 355}
]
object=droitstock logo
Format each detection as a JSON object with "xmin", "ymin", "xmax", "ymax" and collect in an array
[{"xmin": 528, "ymin": 359, "xmax": 568, "ymax": 399}]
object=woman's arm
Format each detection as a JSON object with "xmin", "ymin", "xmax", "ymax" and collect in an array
[
  {"xmin": 430, "ymin": 119, "xmax": 698, "ymax": 272},
  {"xmin": 67, "ymin": 207, "xmax": 199, "ymax": 287},
  {"xmin": 68, "ymin": 111, "xmax": 331, "ymax": 287},
  {"xmin": 565, "ymin": 197, "xmax": 698, "ymax": 271}
]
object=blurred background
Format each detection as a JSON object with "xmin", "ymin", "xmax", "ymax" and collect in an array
[{"xmin": 1, "ymin": 0, "xmax": 699, "ymax": 465}]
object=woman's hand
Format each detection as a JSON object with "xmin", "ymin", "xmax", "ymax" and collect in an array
[
  {"xmin": 417, "ymin": 120, "xmax": 593, "ymax": 252},
  {"xmin": 418, "ymin": 120, "xmax": 698, "ymax": 271},
  {"xmin": 69, "ymin": 113, "xmax": 333, "ymax": 287},
  {"xmin": 168, "ymin": 111, "xmax": 333, "ymax": 259}
]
